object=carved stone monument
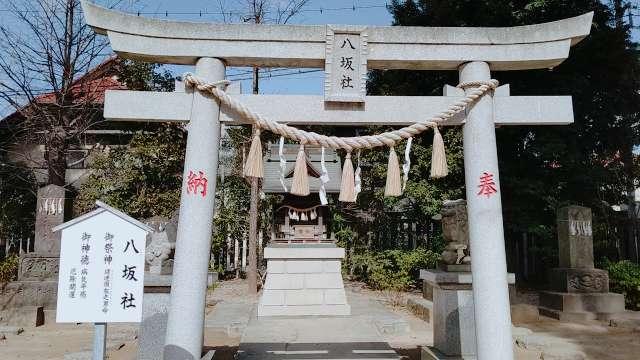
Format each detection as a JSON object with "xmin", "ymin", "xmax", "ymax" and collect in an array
[
  {"xmin": 0, "ymin": 185, "xmax": 68, "ymax": 326},
  {"xmin": 539, "ymin": 205, "xmax": 625, "ymax": 321},
  {"xmin": 421, "ymin": 199, "xmax": 515, "ymax": 360}
]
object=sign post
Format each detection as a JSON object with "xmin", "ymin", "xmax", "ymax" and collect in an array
[
  {"xmin": 93, "ymin": 322, "xmax": 107, "ymax": 360},
  {"xmin": 53, "ymin": 201, "xmax": 152, "ymax": 360}
]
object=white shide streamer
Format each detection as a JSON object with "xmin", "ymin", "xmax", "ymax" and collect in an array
[
  {"xmin": 403, "ymin": 137, "xmax": 413, "ymax": 191},
  {"xmin": 279, "ymin": 136, "xmax": 288, "ymax": 192},
  {"xmin": 319, "ymin": 147, "xmax": 330, "ymax": 205},
  {"xmin": 354, "ymin": 150, "xmax": 362, "ymax": 200}
]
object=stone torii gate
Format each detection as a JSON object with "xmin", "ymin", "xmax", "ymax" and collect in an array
[{"xmin": 81, "ymin": 2, "xmax": 592, "ymax": 359}]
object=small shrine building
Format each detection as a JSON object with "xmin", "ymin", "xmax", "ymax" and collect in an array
[{"xmin": 262, "ymin": 143, "xmax": 342, "ymax": 244}]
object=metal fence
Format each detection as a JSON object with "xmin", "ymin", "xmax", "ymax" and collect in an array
[{"xmin": 342, "ymin": 215, "xmax": 440, "ymax": 251}]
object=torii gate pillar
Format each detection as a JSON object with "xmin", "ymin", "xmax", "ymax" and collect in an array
[
  {"xmin": 164, "ymin": 58, "xmax": 225, "ymax": 359},
  {"xmin": 460, "ymin": 61, "xmax": 513, "ymax": 359}
]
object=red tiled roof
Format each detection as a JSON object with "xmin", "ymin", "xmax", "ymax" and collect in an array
[
  {"xmin": 33, "ymin": 56, "xmax": 126, "ymax": 105},
  {"xmin": 34, "ymin": 74, "xmax": 126, "ymax": 105},
  {"xmin": 2, "ymin": 56, "xmax": 126, "ymax": 123}
]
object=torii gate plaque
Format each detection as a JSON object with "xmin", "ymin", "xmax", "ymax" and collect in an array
[{"xmin": 81, "ymin": 2, "xmax": 592, "ymax": 359}]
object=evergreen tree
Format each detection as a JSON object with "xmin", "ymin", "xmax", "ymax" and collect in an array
[{"xmin": 367, "ymin": 0, "xmax": 639, "ymax": 262}]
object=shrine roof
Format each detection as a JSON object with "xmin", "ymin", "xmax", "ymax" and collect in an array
[{"xmin": 262, "ymin": 144, "xmax": 342, "ymax": 194}]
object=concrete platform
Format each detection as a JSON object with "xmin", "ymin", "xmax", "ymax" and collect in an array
[{"xmin": 259, "ymin": 246, "xmax": 351, "ymax": 317}]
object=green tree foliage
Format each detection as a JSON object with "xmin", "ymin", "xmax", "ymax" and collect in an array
[
  {"xmin": 0, "ymin": 151, "xmax": 37, "ymax": 246},
  {"xmin": 74, "ymin": 124, "xmax": 186, "ymax": 218},
  {"xmin": 74, "ymin": 60, "xmax": 182, "ymax": 219},
  {"xmin": 0, "ymin": 255, "xmax": 19, "ymax": 284},
  {"xmin": 603, "ymin": 259, "xmax": 640, "ymax": 309},
  {"xmin": 367, "ymin": 0, "xmax": 640, "ymax": 263},
  {"xmin": 212, "ymin": 126, "xmax": 281, "ymax": 272},
  {"xmin": 349, "ymin": 248, "xmax": 440, "ymax": 290}
]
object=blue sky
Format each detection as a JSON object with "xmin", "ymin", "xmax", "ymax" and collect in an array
[
  {"xmin": 2, "ymin": 1, "xmax": 636, "ymax": 111},
  {"xmin": 99, "ymin": 0, "xmax": 395, "ymax": 95}
]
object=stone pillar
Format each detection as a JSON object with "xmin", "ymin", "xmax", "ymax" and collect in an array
[
  {"xmin": 34, "ymin": 184, "xmax": 67, "ymax": 256},
  {"xmin": 539, "ymin": 206, "xmax": 624, "ymax": 321},
  {"xmin": 139, "ymin": 274, "xmax": 172, "ymax": 360},
  {"xmin": 164, "ymin": 57, "xmax": 225, "ymax": 360},
  {"xmin": 460, "ymin": 61, "xmax": 513, "ymax": 360},
  {"xmin": 557, "ymin": 206, "xmax": 594, "ymax": 268}
]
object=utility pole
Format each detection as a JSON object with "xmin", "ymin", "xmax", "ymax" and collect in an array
[
  {"xmin": 218, "ymin": 0, "xmax": 311, "ymax": 294},
  {"xmin": 247, "ymin": 68, "xmax": 260, "ymax": 293},
  {"xmin": 246, "ymin": 2, "xmax": 263, "ymax": 295}
]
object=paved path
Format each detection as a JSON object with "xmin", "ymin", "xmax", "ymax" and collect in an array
[
  {"xmin": 238, "ymin": 316, "xmax": 402, "ymax": 360},
  {"xmin": 234, "ymin": 284, "xmax": 426, "ymax": 360}
]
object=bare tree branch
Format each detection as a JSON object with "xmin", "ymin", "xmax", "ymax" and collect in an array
[{"xmin": 0, "ymin": 0, "xmax": 119, "ymax": 187}]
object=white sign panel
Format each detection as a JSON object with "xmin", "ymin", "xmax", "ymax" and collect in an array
[
  {"xmin": 56, "ymin": 209, "xmax": 148, "ymax": 323},
  {"xmin": 324, "ymin": 25, "xmax": 368, "ymax": 103}
]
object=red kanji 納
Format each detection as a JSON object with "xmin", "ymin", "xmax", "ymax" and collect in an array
[{"xmin": 187, "ymin": 170, "xmax": 208, "ymax": 197}]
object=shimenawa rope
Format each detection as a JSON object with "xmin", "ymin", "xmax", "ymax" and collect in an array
[{"xmin": 182, "ymin": 73, "xmax": 498, "ymax": 201}]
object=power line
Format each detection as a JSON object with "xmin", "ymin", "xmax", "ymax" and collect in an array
[
  {"xmin": 226, "ymin": 67, "xmax": 317, "ymax": 77},
  {"xmin": 227, "ymin": 69, "xmax": 323, "ymax": 81},
  {"xmin": 0, "ymin": 3, "xmax": 389, "ymax": 17}
]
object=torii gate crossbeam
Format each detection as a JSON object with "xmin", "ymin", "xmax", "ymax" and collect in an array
[{"xmin": 80, "ymin": 2, "xmax": 593, "ymax": 360}]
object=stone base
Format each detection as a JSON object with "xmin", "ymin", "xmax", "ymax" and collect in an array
[
  {"xmin": 258, "ymin": 246, "xmax": 351, "ymax": 317},
  {"xmin": 540, "ymin": 291, "xmax": 624, "ymax": 313},
  {"xmin": 420, "ymin": 271, "xmax": 517, "ymax": 302},
  {"xmin": 0, "ymin": 280, "xmax": 57, "ymax": 326},
  {"xmin": 549, "ymin": 268, "xmax": 609, "ymax": 293},
  {"xmin": 539, "ymin": 291, "xmax": 625, "ymax": 319},
  {"xmin": 44, "ymin": 309, "xmax": 56, "ymax": 324},
  {"xmin": 138, "ymin": 274, "xmax": 171, "ymax": 360},
  {"xmin": 0, "ymin": 281, "xmax": 58, "ymax": 309},
  {"xmin": 442, "ymin": 264, "xmax": 471, "ymax": 272},
  {"xmin": 420, "ymin": 270, "xmax": 515, "ymax": 358},
  {"xmin": 407, "ymin": 296, "xmax": 432, "ymax": 322},
  {"xmin": 422, "ymin": 347, "xmax": 476, "ymax": 360},
  {"xmin": 0, "ymin": 306, "xmax": 44, "ymax": 327},
  {"xmin": 18, "ymin": 254, "xmax": 59, "ymax": 281}
]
